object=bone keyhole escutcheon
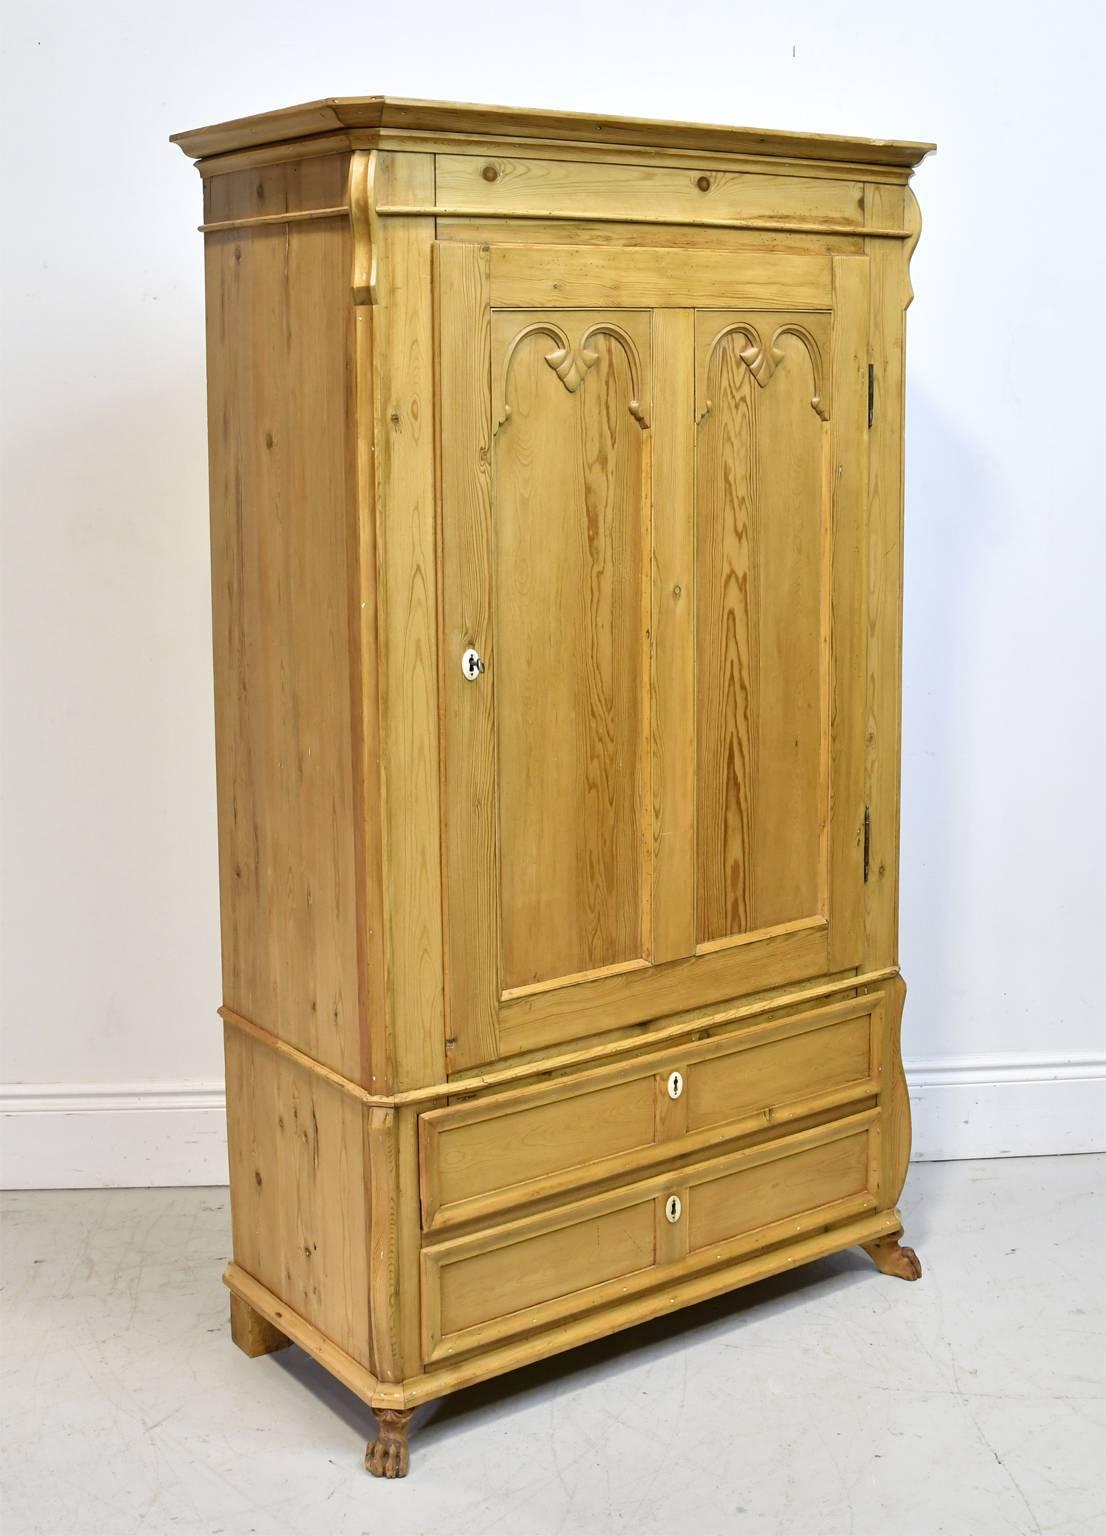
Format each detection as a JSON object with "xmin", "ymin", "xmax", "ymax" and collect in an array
[
  {"xmin": 666, "ymin": 1070, "xmax": 684, "ymax": 1100},
  {"xmin": 665, "ymin": 1194, "xmax": 682, "ymax": 1224}
]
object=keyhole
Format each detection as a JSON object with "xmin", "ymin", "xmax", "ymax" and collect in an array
[
  {"xmin": 665, "ymin": 1194, "xmax": 682, "ymax": 1224},
  {"xmin": 461, "ymin": 646, "xmax": 485, "ymax": 680},
  {"xmin": 666, "ymin": 1070, "xmax": 683, "ymax": 1101}
]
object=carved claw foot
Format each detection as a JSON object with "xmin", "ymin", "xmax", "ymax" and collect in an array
[
  {"xmin": 862, "ymin": 1231, "xmax": 923, "ymax": 1280},
  {"xmin": 365, "ymin": 1407, "xmax": 416, "ymax": 1479}
]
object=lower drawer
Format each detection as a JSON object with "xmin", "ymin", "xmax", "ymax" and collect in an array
[{"xmin": 421, "ymin": 1110, "xmax": 879, "ymax": 1364}]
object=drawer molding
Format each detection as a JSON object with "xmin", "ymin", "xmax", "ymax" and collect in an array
[{"xmin": 421, "ymin": 1109, "xmax": 878, "ymax": 1364}]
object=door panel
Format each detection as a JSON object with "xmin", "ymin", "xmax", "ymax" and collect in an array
[
  {"xmin": 490, "ymin": 310, "xmax": 650, "ymax": 993},
  {"xmin": 694, "ymin": 312, "xmax": 829, "ymax": 944},
  {"xmin": 438, "ymin": 241, "xmax": 869, "ymax": 1070}
]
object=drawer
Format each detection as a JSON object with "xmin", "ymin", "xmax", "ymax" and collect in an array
[
  {"xmin": 420, "ymin": 994, "xmax": 883, "ymax": 1231},
  {"xmin": 434, "ymin": 153, "xmax": 866, "ymax": 229},
  {"xmin": 421, "ymin": 1111, "xmax": 879, "ymax": 1364},
  {"xmin": 685, "ymin": 1007, "xmax": 872, "ymax": 1133}
]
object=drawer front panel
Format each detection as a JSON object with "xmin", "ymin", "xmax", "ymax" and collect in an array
[
  {"xmin": 422, "ymin": 1112, "xmax": 878, "ymax": 1364},
  {"xmin": 422, "ymin": 994, "xmax": 882, "ymax": 1231},
  {"xmin": 427, "ymin": 1077, "xmax": 655, "ymax": 1213},
  {"xmin": 688, "ymin": 1129, "xmax": 870, "ymax": 1251},
  {"xmin": 438, "ymin": 1202, "xmax": 655, "ymax": 1340},
  {"xmin": 435, "ymin": 154, "xmax": 866, "ymax": 228},
  {"xmin": 686, "ymin": 1014, "xmax": 872, "ymax": 1133}
]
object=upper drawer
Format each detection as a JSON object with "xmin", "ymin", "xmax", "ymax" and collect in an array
[
  {"xmin": 434, "ymin": 154, "xmax": 866, "ymax": 229},
  {"xmin": 419, "ymin": 993, "xmax": 883, "ymax": 1231}
]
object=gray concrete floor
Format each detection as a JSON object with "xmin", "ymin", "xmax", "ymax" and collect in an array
[{"xmin": 1, "ymin": 1156, "xmax": 1103, "ymax": 1536}]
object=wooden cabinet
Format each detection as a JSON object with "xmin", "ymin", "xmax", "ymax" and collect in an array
[{"xmin": 173, "ymin": 96, "xmax": 933, "ymax": 1479}]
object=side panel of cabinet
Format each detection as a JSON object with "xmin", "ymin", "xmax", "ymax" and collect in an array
[{"xmin": 204, "ymin": 208, "xmax": 369, "ymax": 1084}]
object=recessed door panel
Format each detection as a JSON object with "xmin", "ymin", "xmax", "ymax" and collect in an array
[
  {"xmin": 695, "ymin": 313, "xmax": 830, "ymax": 944},
  {"xmin": 490, "ymin": 311, "xmax": 649, "ymax": 993}
]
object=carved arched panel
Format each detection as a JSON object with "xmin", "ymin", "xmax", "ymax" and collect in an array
[
  {"xmin": 489, "ymin": 310, "xmax": 651, "ymax": 991},
  {"xmin": 694, "ymin": 311, "xmax": 831, "ymax": 944}
]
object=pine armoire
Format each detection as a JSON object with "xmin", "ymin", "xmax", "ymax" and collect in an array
[{"xmin": 172, "ymin": 97, "xmax": 933, "ymax": 1479}]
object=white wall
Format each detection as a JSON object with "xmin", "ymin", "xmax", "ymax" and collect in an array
[{"xmin": 2, "ymin": 0, "xmax": 1103, "ymax": 1185}]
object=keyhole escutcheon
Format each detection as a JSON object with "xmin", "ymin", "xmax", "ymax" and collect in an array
[{"xmin": 665, "ymin": 1194, "xmax": 682, "ymax": 1224}]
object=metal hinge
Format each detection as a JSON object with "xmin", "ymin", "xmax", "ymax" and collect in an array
[
  {"xmin": 867, "ymin": 364, "xmax": 875, "ymax": 429},
  {"xmin": 863, "ymin": 806, "xmax": 871, "ymax": 883}
]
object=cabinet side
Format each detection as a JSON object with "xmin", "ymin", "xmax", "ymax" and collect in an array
[
  {"xmin": 863, "ymin": 180, "xmax": 917, "ymax": 972},
  {"xmin": 202, "ymin": 154, "xmax": 372, "ymax": 1086},
  {"xmin": 201, "ymin": 153, "xmax": 378, "ymax": 1364}
]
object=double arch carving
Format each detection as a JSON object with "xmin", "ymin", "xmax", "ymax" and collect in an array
[
  {"xmin": 696, "ymin": 320, "xmax": 829, "ymax": 423},
  {"xmin": 494, "ymin": 320, "xmax": 648, "ymax": 433}
]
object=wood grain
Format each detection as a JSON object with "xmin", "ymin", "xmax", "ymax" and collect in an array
[
  {"xmin": 435, "ymin": 153, "xmax": 866, "ymax": 227},
  {"xmin": 650, "ymin": 310, "xmax": 697, "ymax": 964},
  {"xmin": 437, "ymin": 241, "xmax": 499, "ymax": 1068},
  {"xmin": 421, "ymin": 1110, "xmax": 877, "ymax": 1363},
  {"xmin": 490, "ymin": 244, "xmax": 831, "ymax": 309},
  {"xmin": 826, "ymin": 255, "xmax": 871, "ymax": 971},
  {"xmin": 437, "ymin": 218, "xmax": 867, "ymax": 255},
  {"xmin": 492, "ymin": 310, "xmax": 647, "ymax": 990},
  {"xmin": 187, "ymin": 105, "xmax": 929, "ymax": 1462},
  {"xmin": 368, "ymin": 153, "xmax": 446, "ymax": 1091},
  {"xmin": 204, "ymin": 218, "xmax": 362, "ymax": 1081},
  {"xmin": 224, "ymin": 1023, "xmax": 371, "ymax": 1368},
  {"xmin": 172, "ymin": 96, "xmax": 933, "ymax": 172},
  {"xmin": 863, "ymin": 183, "xmax": 912, "ymax": 969},
  {"xmin": 203, "ymin": 151, "xmax": 350, "ymax": 223},
  {"xmin": 688, "ymin": 1127, "xmax": 869, "ymax": 1249},
  {"xmin": 693, "ymin": 312, "xmax": 830, "ymax": 946},
  {"xmin": 420, "ymin": 992, "xmax": 880, "ymax": 1231},
  {"xmin": 229, "ymin": 1292, "xmax": 290, "ymax": 1357}
]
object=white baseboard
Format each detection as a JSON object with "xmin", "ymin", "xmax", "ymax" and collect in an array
[
  {"xmin": 1, "ymin": 1056, "xmax": 1103, "ymax": 1189},
  {"xmin": 904, "ymin": 1053, "xmax": 1106, "ymax": 1162},
  {"xmin": 0, "ymin": 1083, "xmax": 228, "ymax": 1189}
]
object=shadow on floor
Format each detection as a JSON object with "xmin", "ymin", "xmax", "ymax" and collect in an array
[{"xmin": 272, "ymin": 1241, "xmax": 891, "ymax": 1449}]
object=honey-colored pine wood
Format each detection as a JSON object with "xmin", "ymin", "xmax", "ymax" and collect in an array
[
  {"xmin": 862, "ymin": 1228, "xmax": 924, "ymax": 1280},
  {"xmin": 229, "ymin": 1292, "xmax": 290, "ymax": 1358},
  {"xmin": 366, "ymin": 1407, "xmax": 417, "ymax": 1478},
  {"xmin": 177, "ymin": 97, "xmax": 930, "ymax": 1481}
]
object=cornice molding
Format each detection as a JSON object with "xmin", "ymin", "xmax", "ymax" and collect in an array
[{"xmin": 172, "ymin": 96, "xmax": 935, "ymax": 173}]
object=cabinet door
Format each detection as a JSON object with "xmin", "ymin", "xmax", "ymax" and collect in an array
[{"xmin": 438, "ymin": 242, "xmax": 869, "ymax": 1069}]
